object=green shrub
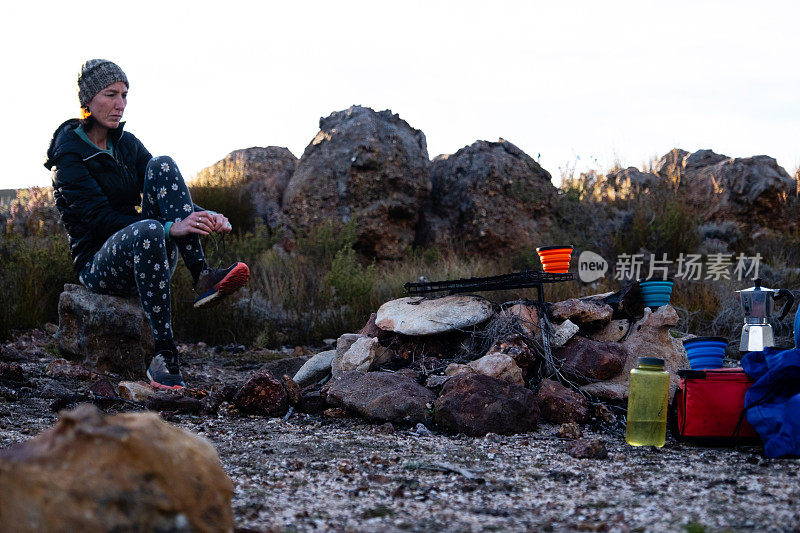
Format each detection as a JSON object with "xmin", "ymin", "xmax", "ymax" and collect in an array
[
  {"xmin": 0, "ymin": 232, "xmax": 74, "ymax": 339},
  {"xmin": 612, "ymin": 186, "xmax": 700, "ymax": 258},
  {"xmin": 296, "ymin": 219, "xmax": 358, "ymax": 265}
]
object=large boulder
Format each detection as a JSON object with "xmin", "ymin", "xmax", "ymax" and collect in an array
[
  {"xmin": 434, "ymin": 373, "xmax": 539, "ymax": 436},
  {"xmin": 0, "ymin": 404, "xmax": 233, "ymax": 532},
  {"xmin": 54, "ymin": 284, "xmax": 152, "ymax": 379},
  {"xmin": 195, "ymin": 146, "xmax": 297, "ymax": 229},
  {"xmin": 376, "ymin": 295, "xmax": 494, "ymax": 336},
  {"xmin": 420, "ymin": 139, "xmax": 557, "ymax": 255},
  {"xmin": 580, "ymin": 305, "xmax": 688, "ymax": 401},
  {"xmin": 283, "ymin": 105, "xmax": 431, "ymax": 259},
  {"xmin": 656, "ymin": 148, "xmax": 794, "ymax": 227},
  {"xmin": 326, "ymin": 371, "xmax": 436, "ymax": 425}
]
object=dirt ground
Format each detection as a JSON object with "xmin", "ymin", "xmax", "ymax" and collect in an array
[{"xmin": 2, "ymin": 329, "xmax": 799, "ymax": 532}]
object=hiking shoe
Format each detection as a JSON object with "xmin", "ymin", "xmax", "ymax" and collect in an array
[
  {"xmin": 193, "ymin": 262, "xmax": 250, "ymax": 309},
  {"xmin": 146, "ymin": 350, "xmax": 186, "ymax": 390}
]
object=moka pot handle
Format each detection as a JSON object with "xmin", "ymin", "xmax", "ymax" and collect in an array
[{"xmin": 775, "ymin": 289, "xmax": 795, "ymax": 321}]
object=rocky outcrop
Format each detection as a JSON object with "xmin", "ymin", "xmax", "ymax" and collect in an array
[
  {"xmin": 376, "ymin": 295, "xmax": 494, "ymax": 336},
  {"xmin": 420, "ymin": 139, "xmax": 557, "ymax": 255},
  {"xmin": 197, "ymin": 146, "xmax": 297, "ymax": 229},
  {"xmin": 654, "ymin": 148, "xmax": 690, "ymax": 181},
  {"xmin": 434, "ymin": 373, "xmax": 539, "ymax": 436},
  {"xmin": 656, "ymin": 148, "xmax": 794, "ymax": 227},
  {"xmin": 326, "ymin": 371, "xmax": 436, "ymax": 425},
  {"xmin": 283, "ymin": 106, "xmax": 431, "ymax": 259},
  {"xmin": 0, "ymin": 404, "xmax": 233, "ymax": 532},
  {"xmin": 596, "ymin": 167, "xmax": 660, "ymax": 201},
  {"xmin": 54, "ymin": 284, "xmax": 152, "ymax": 379}
]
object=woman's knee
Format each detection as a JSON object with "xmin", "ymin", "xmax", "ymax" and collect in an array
[
  {"xmin": 131, "ymin": 219, "xmax": 166, "ymax": 244},
  {"xmin": 146, "ymin": 155, "xmax": 178, "ymax": 176}
]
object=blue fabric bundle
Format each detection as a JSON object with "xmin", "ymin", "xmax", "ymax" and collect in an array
[{"xmin": 741, "ymin": 307, "xmax": 800, "ymax": 458}]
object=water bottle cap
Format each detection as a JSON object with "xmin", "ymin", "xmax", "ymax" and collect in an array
[{"xmin": 638, "ymin": 357, "xmax": 665, "ymax": 367}]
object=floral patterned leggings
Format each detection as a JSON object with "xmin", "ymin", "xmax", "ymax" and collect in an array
[{"xmin": 78, "ymin": 156, "xmax": 205, "ymax": 343}]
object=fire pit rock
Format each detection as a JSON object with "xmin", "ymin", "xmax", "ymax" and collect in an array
[
  {"xmin": 233, "ymin": 369, "xmax": 289, "ymax": 417},
  {"xmin": 54, "ymin": 284, "xmax": 153, "ymax": 379},
  {"xmin": 293, "ymin": 349, "xmax": 337, "ymax": 387},
  {"xmin": 0, "ymin": 404, "xmax": 233, "ymax": 532},
  {"xmin": 467, "ymin": 352, "xmax": 525, "ymax": 386},
  {"xmin": 550, "ymin": 298, "xmax": 613, "ymax": 329},
  {"xmin": 554, "ymin": 335, "xmax": 628, "ymax": 385},
  {"xmin": 434, "ymin": 373, "xmax": 539, "ymax": 436},
  {"xmin": 535, "ymin": 378, "xmax": 589, "ymax": 424},
  {"xmin": 376, "ymin": 295, "xmax": 494, "ymax": 336},
  {"xmin": 326, "ymin": 371, "xmax": 436, "ymax": 425},
  {"xmin": 332, "ymin": 336, "xmax": 393, "ymax": 377},
  {"xmin": 580, "ymin": 305, "xmax": 687, "ymax": 400}
]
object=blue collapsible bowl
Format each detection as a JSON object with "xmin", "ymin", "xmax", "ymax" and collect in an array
[
  {"xmin": 639, "ymin": 279, "xmax": 674, "ymax": 309},
  {"xmin": 683, "ymin": 336, "xmax": 726, "ymax": 370}
]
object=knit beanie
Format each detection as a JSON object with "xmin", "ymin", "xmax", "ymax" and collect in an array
[{"xmin": 77, "ymin": 59, "xmax": 129, "ymax": 108}]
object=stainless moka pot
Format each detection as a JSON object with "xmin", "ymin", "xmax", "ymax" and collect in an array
[{"xmin": 737, "ymin": 278, "xmax": 795, "ymax": 352}]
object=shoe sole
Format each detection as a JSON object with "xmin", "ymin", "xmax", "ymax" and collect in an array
[
  {"xmin": 194, "ymin": 263, "xmax": 250, "ymax": 309},
  {"xmin": 147, "ymin": 369, "xmax": 185, "ymax": 390}
]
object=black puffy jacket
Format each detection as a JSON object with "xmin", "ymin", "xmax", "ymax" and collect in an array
[{"xmin": 44, "ymin": 119, "xmax": 152, "ymax": 273}]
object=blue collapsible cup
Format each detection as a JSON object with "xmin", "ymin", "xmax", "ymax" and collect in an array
[
  {"xmin": 682, "ymin": 336, "xmax": 727, "ymax": 370},
  {"xmin": 639, "ymin": 279, "xmax": 674, "ymax": 309}
]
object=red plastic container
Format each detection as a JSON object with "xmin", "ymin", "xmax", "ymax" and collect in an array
[{"xmin": 673, "ymin": 368, "xmax": 761, "ymax": 444}]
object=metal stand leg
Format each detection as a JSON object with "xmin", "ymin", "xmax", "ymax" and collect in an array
[{"xmin": 535, "ymin": 284, "xmax": 555, "ymax": 375}]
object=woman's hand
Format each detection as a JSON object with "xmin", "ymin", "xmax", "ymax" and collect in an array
[
  {"xmin": 209, "ymin": 212, "xmax": 232, "ymax": 234},
  {"xmin": 169, "ymin": 211, "xmax": 231, "ymax": 238}
]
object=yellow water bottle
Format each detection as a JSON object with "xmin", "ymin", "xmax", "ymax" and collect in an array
[{"xmin": 626, "ymin": 357, "xmax": 670, "ymax": 447}]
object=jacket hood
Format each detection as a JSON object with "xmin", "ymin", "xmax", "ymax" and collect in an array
[{"xmin": 44, "ymin": 119, "xmax": 127, "ymax": 170}]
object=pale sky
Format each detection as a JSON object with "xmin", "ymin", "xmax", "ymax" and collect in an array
[{"xmin": 3, "ymin": 0, "xmax": 799, "ymax": 190}]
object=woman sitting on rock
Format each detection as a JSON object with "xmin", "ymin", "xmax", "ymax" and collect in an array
[{"xmin": 44, "ymin": 59, "xmax": 249, "ymax": 390}]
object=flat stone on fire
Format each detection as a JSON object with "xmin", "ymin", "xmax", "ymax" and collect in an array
[{"xmin": 376, "ymin": 295, "xmax": 494, "ymax": 335}]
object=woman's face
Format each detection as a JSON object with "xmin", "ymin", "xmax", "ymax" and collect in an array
[{"xmin": 87, "ymin": 81, "xmax": 127, "ymax": 129}]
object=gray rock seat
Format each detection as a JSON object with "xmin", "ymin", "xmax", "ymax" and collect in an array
[{"xmin": 54, "ymin": 284, "xmax": 153, "ymax": 378}]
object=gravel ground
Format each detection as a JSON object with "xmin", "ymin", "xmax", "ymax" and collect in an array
[{"xmin": 2, "ymin": 330, "xmax": 800, "ymax": 532}]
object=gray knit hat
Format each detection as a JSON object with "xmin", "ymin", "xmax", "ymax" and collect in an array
[{"xmin": 77, "ymin": 59, "xmax": 129, "ymax": 108}]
